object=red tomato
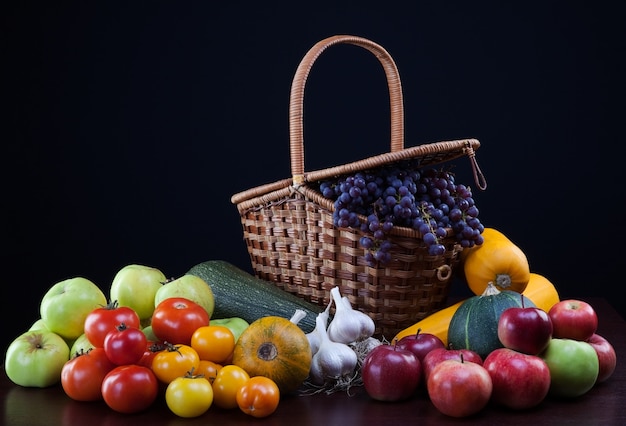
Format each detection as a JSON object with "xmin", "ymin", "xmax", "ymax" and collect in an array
[
  {"xmin": 103, "ymin": 323, "xmax": 147, "ymax": 365},
  {"xmin": 84, "ymin": 300, "xmax": 141, "ymax": 348},
  {"xmin": 138, "ymin": 341, "xmax": 167, "ymax": 369},
  {"xmin": 151, "ymin": 297, "xmax": 210, "ymax": 345},
  {"xmin": 101, "ymin": 365, "xmax": 159, "ymax": 414},
  {"xmin": 61, "ymin": 348, "xmax": 116, "ymax": 401}
]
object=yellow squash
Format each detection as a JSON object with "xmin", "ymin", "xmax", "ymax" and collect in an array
[
  {"xmin": 459, "ymin": 227, "xmax": 510, "ymax": 262},
  {"xmin": 525, "ymin": 272, "xmax": 561, "ymax": 312},
  {"xmin": 463, "ymin": 236, "xmax": 530, "ymax": 295}
]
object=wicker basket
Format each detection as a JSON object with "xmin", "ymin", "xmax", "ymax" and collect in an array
[{"xmin": 231, "ymin": 35, "xmax": 487, "ymax": 338}]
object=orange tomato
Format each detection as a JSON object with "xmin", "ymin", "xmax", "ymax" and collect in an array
[
  {"xmin": 151, "ymin": 344, "xmax": 200, "ymax": 384},
  {"xmin": 196, "ymin": 359, "xmax": 222, "ymax": 384},
  {"xmin": 191, "ymin": 325, "xmax": 235, "ymax": 364},
  {"xmin": 212, "ymin": 365, "xmax": 250, "ymax": 409},
  {"xmin": 236, "ymin": 376, "xmax": 280, "ymax": 418}
]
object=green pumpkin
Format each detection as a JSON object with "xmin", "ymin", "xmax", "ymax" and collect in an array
[{"xmin": 447, "ymin": 282, "xmax": 536, "ymax": 359}]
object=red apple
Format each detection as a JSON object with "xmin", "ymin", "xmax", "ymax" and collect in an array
[
  {"xmin": 422, "ymin": 347, "xmax": 483, "ymax": 385},
  {"xmin": 483, "ymin": 348, "xmax": 550, "ymax": 409},
  {"xmin": 548, "ymin": 299, "xmax": 598, "ymax": 341},
  {"xmin": 361, "ymin": 343, "xmax": 421, "ymax": 401},
  {"xmin": 427, "ymin": 355, "xmax": 493, "ymax": 417},
  {"xmin": 395, "ymin": 329, "xmax": 445, "ymax": 363},
  {"xmin": 498, "ymin": 305, "xmax": 553, "ymax": 355},
  {"xmin": 587, "ymin": 333, "xmax": 617, "ymax": 383}
]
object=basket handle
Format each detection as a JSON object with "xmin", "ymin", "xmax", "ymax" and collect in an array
[{"xmin": 289, "ymin": 35, "xmax": 404, "ymax": 186}]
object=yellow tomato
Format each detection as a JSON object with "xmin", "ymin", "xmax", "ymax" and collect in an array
[
  {"xmin": 191, "ymin": 325, "xmax": 235, "ymax": 364},
  {"xmin": 165, "ymin": 373, "xmax": 213, "ymax": 418},
  {"xmin": 212, "ymin": 364, "xmax": 250, "ymax": 409}
]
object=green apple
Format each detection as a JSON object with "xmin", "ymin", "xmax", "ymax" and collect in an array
[
  {"xmin": 28, "ymin": 318, "xmax": 49, "ymax": 331},
  {"xmin": 4, "ymin": 329, "xmax": 70, "ymax": 387},
  {"xmin": 154, "ymin": 274, "xmax": 215, "ymax": 319},
  {"xmin": 69, "ymin": 332, "xmax": 95, "ymax": 356},
  {"xmin": 110, "ymin": 264, "xmax": 167, "ymax": 321},
  {"xmin": 40, "ymin": 277, "xmax": 108, "ymax": 341},
  {"xmin": 210, "ymin": 317, "xmax": 250, "ymax": 343},
  {"xmin": 540, "ymin": 338, "xmax": 599, "ymax": 398}
]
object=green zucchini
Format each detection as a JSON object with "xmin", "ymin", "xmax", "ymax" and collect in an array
[{"xmin": 187, "ymin": 260, "xmax": 324, "ymax": 333}]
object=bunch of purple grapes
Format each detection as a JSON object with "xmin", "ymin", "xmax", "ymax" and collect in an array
[{"xmin": 317, "ymin": 161, "xmax": 484, "ymax": 266}]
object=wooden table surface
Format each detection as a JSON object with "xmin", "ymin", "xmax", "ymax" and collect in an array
[{"xmin": 2, "ymin": 297, "xmax": 624, "ymax": 426}]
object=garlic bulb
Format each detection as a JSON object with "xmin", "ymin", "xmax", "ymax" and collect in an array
[
  {"xmin": 326, "ymin": 286, "xmax": 375, "ymax": 344},
  {"xmin": 307, "ymin": 329, "xmax": 322, "ymax": 357},
  {"xmin": 341, "ymin": 296, "xmax": 375, "ymax": 339},
  {"xmin": 306, "ymin": 301, "xmax": 331, "ymax": 356},
  {"xmin": 308, "ymin": 310, "xmax": 358, "ymax": 386}
]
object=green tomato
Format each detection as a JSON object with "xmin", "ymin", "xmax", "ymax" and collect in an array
[
  {"xmin": 142, "ymin": 325, "xmax": 158, "ymax": 342},
  {"xmin": 110, "ymin": 264, "xmax": 167, "ymax": 321},
  {"xmin": 165, "ymin": 374, "xmax": 214, "ymax": 418},
  {"xmin": 5, "ymin": 330, "xmax": 70, "ymax": 387},
  {"xmin": 541, "ymin": 338, "xmax": 599, "ymax": 398},
  {"xmin": 69, "ymin": 332, "xmax": 95, "ymax": 356},
  {"xmin": 154, "ymin": 274, "xmax": 215, "ymax": 319},
  {"xmin": 209, "ymin": 317, "xmax": 249, "ymax": 343},
  {"xmin": 40, "ymin": 277, "xmax": 107, "ymax": 341}
]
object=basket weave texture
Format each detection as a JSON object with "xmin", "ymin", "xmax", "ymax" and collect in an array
[{"xmin": 231, "ymin": 35, "xmax": 486, "ymax": 338}]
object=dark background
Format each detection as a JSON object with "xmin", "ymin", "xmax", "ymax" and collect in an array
[{"xmin": 3, "ymin": 2, "xmax": 625, "ymax": 350}]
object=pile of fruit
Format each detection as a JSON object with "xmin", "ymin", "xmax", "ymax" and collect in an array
[
  {"xmin": 380, "ymin": 228, "xmax": 617, "ymax": 416},
  {"xmin": 3, "ymin": 227, "xmax": 618, "ymax": 419},
  {"xmin": 379, "ymin": 294, "xmax": 615, "ymax": 417}
]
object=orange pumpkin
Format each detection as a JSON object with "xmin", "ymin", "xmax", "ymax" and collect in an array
[{"xmin": 232, "ymin": 315, "xmax": 311, "ymax": 394}]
